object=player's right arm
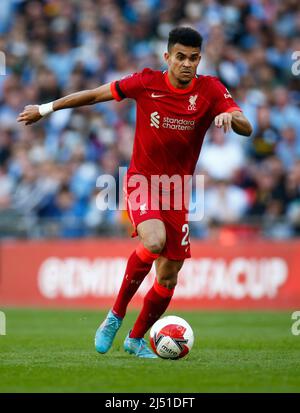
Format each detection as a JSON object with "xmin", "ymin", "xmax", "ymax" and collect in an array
[{"xmin": 17, "ymin": 83, "xmax": 114, "ymax": 125}]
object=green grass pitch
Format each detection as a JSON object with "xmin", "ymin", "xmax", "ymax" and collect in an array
[{"xmin": 0, "ymin": 309, "xmax": 299, "ymax": 393}]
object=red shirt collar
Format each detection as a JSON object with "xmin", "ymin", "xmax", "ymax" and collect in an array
[{"xmin": 164, "ymin": 71, "xmax": 196, "ymax": 94}]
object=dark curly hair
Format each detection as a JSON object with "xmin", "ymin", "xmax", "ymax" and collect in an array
[{"xmin": 167, "ymin": 27, "xmax": 203, "ymax": 52}]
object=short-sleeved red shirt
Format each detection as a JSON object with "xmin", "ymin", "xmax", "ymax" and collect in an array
[{"xmin": 111, "ymin": 68, "xmax": 241, "ymax": 179}]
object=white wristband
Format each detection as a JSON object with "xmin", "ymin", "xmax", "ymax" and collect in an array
[{"xmin": 38, "ymin": 102, "xmax": 54, "ymax": 117}]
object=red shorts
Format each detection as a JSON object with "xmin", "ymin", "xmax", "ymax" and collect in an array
[{"xmin": 124, "ymin": 174, "xmax": 191, "ymax": 261}]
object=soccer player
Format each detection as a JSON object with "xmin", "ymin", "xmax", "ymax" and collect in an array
[{"xmin": 17, "ymin": 27, "xmax": 252, "ymax": 358}]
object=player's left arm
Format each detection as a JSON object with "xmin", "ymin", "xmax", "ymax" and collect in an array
[{"xmin": 214, "ymin": 110, "xmax": 253, "ymax": 136}]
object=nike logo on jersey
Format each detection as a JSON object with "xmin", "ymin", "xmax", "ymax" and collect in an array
[{"xmin": 151, "ymin": 93, "xmax": 165, "ymax": 98}]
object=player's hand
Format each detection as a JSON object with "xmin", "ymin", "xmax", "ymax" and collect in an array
[
  {"xmin": 17, "ymin": 105, "xmax": 42, "ymax": 125},
  {"xmin": 214, "ymin": 112, "xmax": 232, "ymax": 133}
]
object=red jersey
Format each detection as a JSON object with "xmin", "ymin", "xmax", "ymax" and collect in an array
[{"xmin": 111, "ymin": 68, "xmax": 241, "ymax": 179}]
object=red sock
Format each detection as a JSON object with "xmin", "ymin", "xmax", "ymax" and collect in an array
[
  {"xmin": 130, "ymin": 278, "xmax": 175, "ymax": 338},
  {"xmin": 112, "ymin": 243, "xmax": 159, "ymax": 318}
]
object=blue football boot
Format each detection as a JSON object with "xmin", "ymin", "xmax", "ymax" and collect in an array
[
  {"xmin": 124, "ymin": 332, "xmax": 158, "ymax": 358},
  {"xmin": 95, "ymin": 310, "xmax": 122, "ymax": 353}
]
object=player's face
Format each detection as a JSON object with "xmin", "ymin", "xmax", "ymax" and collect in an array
[{"xmin": 164, "ymin": 44, "xmax": 201, "ymax": 87}]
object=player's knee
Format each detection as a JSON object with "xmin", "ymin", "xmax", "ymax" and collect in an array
[
  {"xmin": 164, "ymin": 279, "xmax": 177, "ymax": 289},
  {"xmin": 158, "ymin": 274, "xmax": 178, "ymax": 290},
  {"xmin": 143, "ymin": 235, "xmax": 166, "ymax": 254}
]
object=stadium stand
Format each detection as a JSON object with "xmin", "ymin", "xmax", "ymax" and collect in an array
[{"xmin": 0, "ymin": 0, "xmax": 299, "ymax": 240}]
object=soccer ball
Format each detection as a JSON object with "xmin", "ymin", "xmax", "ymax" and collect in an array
[{"xmin": 149, "ymin": 315, "xmax": 194, "ymax": 359}]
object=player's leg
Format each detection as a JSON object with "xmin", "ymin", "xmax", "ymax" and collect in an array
[
  {"xmin": 112, "ymin": 218, "xmax": 166, "ymax": 317},
  {"xmin": 129, "ymin": 257, "xmax": 184, "ymax": 337},
  {"xmin": 124, "ymin": 207, "xmax": 190, "ymax": 358},
  {"xmin": 95, "ymin": 219, "xmax": 166, "ymax": 354},
  {"xmin": 124, "ymin": 257, "xmax": 184, "ymax": 358}
]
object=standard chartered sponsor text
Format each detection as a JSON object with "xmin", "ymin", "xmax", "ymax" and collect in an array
[{"xmin": 162, "ymin": 117, "xmax": 195, "ymax": 130}]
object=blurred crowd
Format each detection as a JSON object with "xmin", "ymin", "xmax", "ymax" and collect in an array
[{"xmin": 0, "ymin": 0, "xmax": 300, "ymax": 239}]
